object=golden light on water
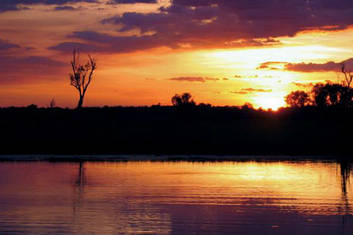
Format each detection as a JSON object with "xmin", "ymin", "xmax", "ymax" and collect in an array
[
  {"xmin": 85, "ymin": 161, "xmax": 343, "ymax": 204},
  {"xmin": 1, "ymin": 161, "xmax": 352, "ymax": 234}
]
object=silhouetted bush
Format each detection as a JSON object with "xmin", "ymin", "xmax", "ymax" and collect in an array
[{"xmin": 171, "ymin": 93, "xmax": 196, "ymax": 107}]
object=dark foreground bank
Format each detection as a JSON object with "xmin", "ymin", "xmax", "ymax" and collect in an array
[{"xmin": 0, "ymin": 105, "xmax": 352, "ymax": 157}]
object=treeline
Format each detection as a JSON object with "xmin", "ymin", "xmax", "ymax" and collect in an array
[{"xmin": 0, "ymin": 104, "xmax": 352, "ymax": 156}]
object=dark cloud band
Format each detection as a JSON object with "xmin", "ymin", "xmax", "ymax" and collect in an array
[
  {"xmin": 48, "ymin": 0, "xmax": 353, "ymax": 54},
  {"xmin": 0, "ymin": 0, "xmax": 97, "ymax": 13},
  {"xmin": 108, "ymin": 0, "xmax": 157, "ymax": 3}
]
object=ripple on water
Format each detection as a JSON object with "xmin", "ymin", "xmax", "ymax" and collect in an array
[{"xmin": 0, "ymin": 160, "xmax": 353, "ymax": 234}]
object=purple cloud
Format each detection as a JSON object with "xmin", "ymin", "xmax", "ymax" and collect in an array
[
  {"xmin": 0, "ymin": 0, "xmax": 97, "ymax": 13},
  {"xmin": 286, "ymin": 61, "xmax": 340, "ymax": 72},
  {"xmin": 50, "ymin": 0, "xmax": 353, "ymax": 53},
  {"xmin": 54, "ymin": 6, "xmax": 77, "ymax": 11},
  {"xmin": 49, "ymin": 31, "xmax": 172, "ymax": 53},
  {"xmin": 108, "ymin": 0, "xmax": 157, "ymax": 3},
  {"xmin": 258, "ymin": 58, "xmax": 353, "ymax": 73},
  {"xmin": 48, "ymin": 41, "xmax": 101, "ymax": 53},
  {"xmin": 0, "ymin": 39, "xmax": 20, "ymax": 51},
  {"xmin": 0, "ymin": 55, "xmax": 66, "ymax": 83}
]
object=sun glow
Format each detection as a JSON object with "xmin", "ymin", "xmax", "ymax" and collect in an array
[
  {"xmin": 186, "ymin": 45, "xmax": 338, "ymax": 108},
  {"xmin": 204, "ymin": 45, "xmax": 340, "ymax": 67},
  {"xmin": 253, "ymin": 94, "xmax": 286, "ymax": 111}
]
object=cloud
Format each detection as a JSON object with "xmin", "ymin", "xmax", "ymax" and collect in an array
[
  {"xmin": 286, "ymin": 61, "xmax": 342, "ymax": 72},
  {"xmin": 169, "ymin": 76, "xmax": 220, "ymax": 83},
  {"xmin": 242, "ymin": 88, "xmax": 272, "ymax": 93},
  {"xmin": 49, "ymin": 31, "xmax": 171, "ymax": 53},
  {"xmin": 232, "ymin": 88, "xmax": 272, "ymax": 95},
  {"xmin": 54, "ymin": 6, "xmax": 77, "ymax": 11},
  {"xmin": 231, "ymin": 91, "xmax": 248, "ymax": 95},
  {"xmin": 285, "ymin": 61, "xmax": 341, "ymax": 73},
  {"xmin": 48, "ymin": 41, "xmax": 102, "ymax": 53},
  {"xmin": 108, "ymin": 0, "xmax": 157, "ymax": 3},
  {"xmin": 292, "ymin": 82, "xmax": 315, "ymax": 88},
  {"xmin": 171, "ymin": 0, "xmax": 218, "ymax": 7},
  {"xmin": 0, "ymin": 38, "xmax": 20, "ymax": 51},
  {"xmin": 258, "ymin": 58, "xmax": 353, "ymax": 73},
  {"xmin": 257, "ymin": 62, "xmax": 287, "ymax": 70},
  {"xmin": 50, "ymin": 0, "xmax": 353, "ymax": 54},
  {"xmin": 0, "ymin": 55, "xmax": 66, "ymax": 83},
  {"xmin": 204, "ymin": 77, "xmax": 220, "ymax": 81},
  {"xmin": 0, "ymin": 0, "xmax": 97, "ymax": 13},
  {"xmin": 234, "ymin": 74, "xmax": 270, "ymax": 79}
]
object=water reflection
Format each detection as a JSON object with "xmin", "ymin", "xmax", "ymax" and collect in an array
[
  {"xmin": 338, "ymin": 159, "xmax": 353, "ymax": 232},
  {"xmin": 339, "ymin": 160, "xmax": 353, "ymax": 197},
  {"xmin": 76, "ymin": 162, "xmax": 86, "ymax": 187},
  {"xmin": 73, "ymin": 162, "xmax": 85, "ymax": 215},
  {"xmin": 1, "ymin": 160, "xmax": 353, "ymax": 234}
]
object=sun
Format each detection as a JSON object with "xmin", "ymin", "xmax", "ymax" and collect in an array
[{"xmin": 253, "ymin": 95, "xmax": 286, "ymax": 111}]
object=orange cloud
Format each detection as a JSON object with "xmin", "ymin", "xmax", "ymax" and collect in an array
[{"xmin": 169, "ymin": 77, "xmax": 220, "ymax": 83}]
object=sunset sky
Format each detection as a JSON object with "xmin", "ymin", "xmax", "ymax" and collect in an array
[{"xmin": 0, "ymin": 0, "xmax": 353, "ymax": 109}]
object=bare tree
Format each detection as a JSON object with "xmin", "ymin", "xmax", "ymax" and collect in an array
[
  {"xmin": 69, "ymin": 49, "xmax": 97, "ymax": 109},
  {"xmin": 341, "ymin": 63, "xmax": 353, "ymax": 88},
  {"xmin": 49, "ymin": 98, "xmax": 56, "ymax": 108}
]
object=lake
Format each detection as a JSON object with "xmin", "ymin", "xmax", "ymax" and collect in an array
[{"xmin": 0, "ymin": 160, "xmax": 353, "ymax": 234}]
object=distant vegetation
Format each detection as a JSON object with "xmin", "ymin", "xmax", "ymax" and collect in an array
[
  {"xmin": 285, "ymin": 63, "xmax": 353, "ymax": 108},
  {"xmin": 286, "ymin": 82, "xmax": 353, "ymax": 108}
]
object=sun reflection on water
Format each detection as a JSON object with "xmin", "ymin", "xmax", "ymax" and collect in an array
[{"xmin": 0, "ymin": 160, "xmax": 352, "ymax": 234}]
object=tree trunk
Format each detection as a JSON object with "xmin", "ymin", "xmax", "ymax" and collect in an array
[{"xmin": 76, "ymin": 95, "xmax": 84, "ymax": 109}]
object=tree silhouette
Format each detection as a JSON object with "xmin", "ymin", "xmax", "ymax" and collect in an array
[
  {"xmin": 341, "ymin": 63, "xmax": 353, "ymax": 88},
  {"xmin": 241, "ymin": 102, "xmax": 254, "ymax": 111},
  {"xmin": 310, "ymin": 83, "xmax": 353, "ymax": 107},
  {"xmin": 326, "ymin": 84, "xmax": 344, "ymax": 105},
  {"xmin": 171, "ymin": 93, "xmax": 196, "ymax": 107},
  {"xmin": 285, "ymin": 91, "xmax": 310, "ymax": 108},
  {"xmin": 311, "ymin": 83, "xmax": 328, "ymax": 107},
  {"xmin": 49, "ymin": 98, "xmax": 56, "ymax": 108},
  {"xmin": 69, "ymin": 49, "xmax": 97, "ymax": 109}
]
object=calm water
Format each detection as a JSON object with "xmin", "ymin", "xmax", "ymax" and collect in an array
[{"xmin": 1, "ymin": 160, "xmax": 353, "ymax": 234}]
